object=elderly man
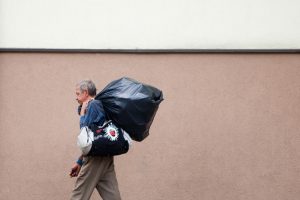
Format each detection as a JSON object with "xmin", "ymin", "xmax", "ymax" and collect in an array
[{"xmin": 70, "ymin": 80, "xmax": 122, "ymax": 200}]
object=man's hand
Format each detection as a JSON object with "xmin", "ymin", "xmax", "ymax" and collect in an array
[
  {"xmin": 80, "ymin": 101, "xmax": 88, "ymax": 116},
  {"xmin": 69, "ymin": 163, "xmax": 82, "ymax": 177},
  {"xmin": 80, "ymin": 99, "xmax": 93, "ymax": 116}
]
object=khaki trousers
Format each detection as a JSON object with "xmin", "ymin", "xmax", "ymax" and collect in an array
[{"xmin": 70, "ymin": 156, "xmax": 121, "ymax": 200}]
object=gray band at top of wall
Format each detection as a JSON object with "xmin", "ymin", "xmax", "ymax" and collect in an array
[{"xmin": 0, "ymin": 48, "xmax": 300, "ymax": 53}]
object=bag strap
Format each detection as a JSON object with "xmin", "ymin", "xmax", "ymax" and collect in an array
[
  {"xmin": 89, "ymin": 120, "xmax": 112, "ymax": 133},
  {"xmin": 98, "ymin": 120, "xmax": 112, "ymax": 128}
]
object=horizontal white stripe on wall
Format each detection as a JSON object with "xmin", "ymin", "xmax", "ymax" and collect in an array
[{"xmin": 0, "ymin": 0, "xmax": 300, "ymax": 49}]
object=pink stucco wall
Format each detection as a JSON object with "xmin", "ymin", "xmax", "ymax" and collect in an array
[{"xmin": 0, "ymin": 53, "xmax": 299, "ymax": 200}]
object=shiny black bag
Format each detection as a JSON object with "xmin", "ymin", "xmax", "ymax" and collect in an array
[
  {"xmin": 77, "ymin": 120, "xmax": 129, "ymax": 156},
  {"xmin": 95, "ymin": 77, "xmax": 163, "ymax": 141}
]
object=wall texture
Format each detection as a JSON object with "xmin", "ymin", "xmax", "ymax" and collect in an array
[
  {"xmin": 0, "ymin": 53, "xmax": 299, "ymax": 200},
  {"xmin": 2, "ymin": 1, "xmax": 300, "ymax": 49}
]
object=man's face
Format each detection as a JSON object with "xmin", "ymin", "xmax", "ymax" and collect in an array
[{"xmin": 75, "ymin": 87, "xmax": 88, "ymax": 105}]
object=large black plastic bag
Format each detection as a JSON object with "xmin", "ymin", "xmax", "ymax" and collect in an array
[{"xmin": 95, "ymin": 77, "xmax": 163, "ymax": 141}]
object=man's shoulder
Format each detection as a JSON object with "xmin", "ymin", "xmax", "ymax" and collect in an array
[
  {"xmin": 89, "ymin": 99, "xmax": 100, "ymax": 105},
  {"xmin": 88, "ymin": 99, "xmax": 104, "ymax": 110}
]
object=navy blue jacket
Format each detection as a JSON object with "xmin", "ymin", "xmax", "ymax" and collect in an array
[{"xmin": 79, "ymin": 100, "xmax": 105, "ymax": 129}]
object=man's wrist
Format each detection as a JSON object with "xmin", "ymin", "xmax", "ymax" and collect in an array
[{"xmin": 76, "ymin": 159, "xmax": 84, "ymax": 166}]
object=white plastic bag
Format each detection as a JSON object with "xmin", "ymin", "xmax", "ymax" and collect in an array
[{"xmin": 77, "ymin": 127, "xmax": 94, "ymax": 155}]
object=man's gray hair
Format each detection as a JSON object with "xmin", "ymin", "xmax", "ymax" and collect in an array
[{"xmin": 76, "ymin": 80, "xmax": 97, "ymax": 96}]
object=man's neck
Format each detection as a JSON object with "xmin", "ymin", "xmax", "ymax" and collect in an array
[{"xmin": 85, "ymin": 96, "xmax": 93, "ymax": 103}]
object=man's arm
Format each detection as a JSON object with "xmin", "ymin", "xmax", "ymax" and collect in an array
[
  {"xmin": 70, "ymin": 101, "xmax": 89, "ymax": 178},
  {"xmin": 70, "ymin": 155, "xmax": 84, "ymax": 177},
  {"xmin": 79, "ymin": 100, "xmax": 105, "ymax": 129}
]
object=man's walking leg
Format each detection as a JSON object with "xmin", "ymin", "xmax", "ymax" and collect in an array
[
  {"xmin": 96, "ymin": 158, "xmax": 121, "ymax": 200},
  {"xmin": 70, "ymin": 157, "xmax": 102, "ymax": 200}
]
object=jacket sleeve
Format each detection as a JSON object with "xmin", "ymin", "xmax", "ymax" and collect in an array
[{"xmin": 80, "ymin": 101, "xmax": 105, "ymax": 129}]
